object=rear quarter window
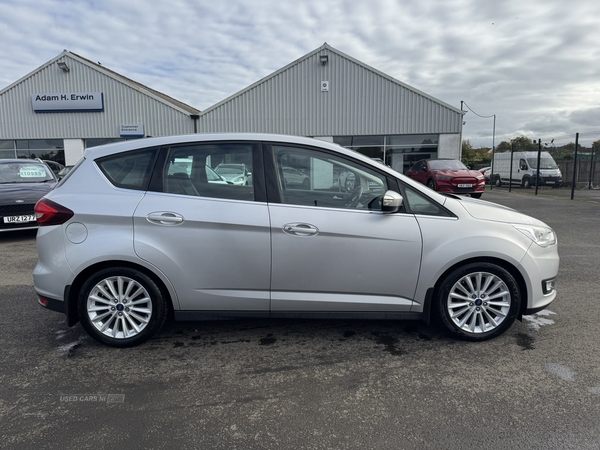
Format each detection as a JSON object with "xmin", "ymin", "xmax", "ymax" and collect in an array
[{"xmin": 96, "ymin": 148, "xmax": 158, "ymax": 190}]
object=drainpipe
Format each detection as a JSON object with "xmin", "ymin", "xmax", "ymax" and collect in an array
[{"xmin": 190, "ymin": 114, "xmax": 200, "ymax": 133}]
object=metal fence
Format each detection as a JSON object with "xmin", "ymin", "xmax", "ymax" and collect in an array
[{"xmin": 488, "ymin": 132, "xmax": 600, "ymax": 199}]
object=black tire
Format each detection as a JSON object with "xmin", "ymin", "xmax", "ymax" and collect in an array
[
  {"xmin": 427, "ymin": 179, "xmax": 436, "ymax": 191},
  {"xmin": 494, "ymin": 176, "xmax": 502, "ymax": 187},
  {"xmin": 78, "ymin": 267, "xmax": 168, "ymax": 347},
  {"xmin": 435, "ymin": 262, "xmax": 521, "ymax": 341},
  {"xmin": 522, "ymin": 177, "xmax": 532, "ymax": 189},
  {"xmin": 470, "ymin": 193, "xmax": 482, "ymax": 199}
]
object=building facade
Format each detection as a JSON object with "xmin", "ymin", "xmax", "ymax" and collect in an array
[
  {"xmin": 0, "ymin": 50, "xmax": 200, "ymax": 165},
  {"xmin": 197, "ymin": 43, "xmax": 464, "ymax": 173}
]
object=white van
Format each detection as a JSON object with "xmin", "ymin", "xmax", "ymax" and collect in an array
[{"xmin": 492, "ymin": 151, "xmax": 562, "ymax": 188}]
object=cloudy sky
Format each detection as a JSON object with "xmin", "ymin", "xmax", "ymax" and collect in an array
[{"xmin": 1, "ymin": 0, "xmax": 599, "ymax": 147}]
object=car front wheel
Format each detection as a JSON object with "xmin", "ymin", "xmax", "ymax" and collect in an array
[
  {"xmin": 436, "ymin": 263, "xmax": 520, "ymax": 341},
  {"xmin": 78, "ymin": 267, "xmax": 168, "ymax": 347},
  {"xmin": 427, "ymin": 179, "xmax": 436, "ymax": 190}
]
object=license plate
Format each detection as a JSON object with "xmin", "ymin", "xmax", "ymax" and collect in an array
[
  {"xmin": 458, "ymin": 184, "xmax": 473, "ymax": 188},
  {"xmin": 3, "ymin": 215, "xmax": 36, "ymax": 224}
]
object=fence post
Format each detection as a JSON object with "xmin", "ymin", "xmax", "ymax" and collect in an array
[
  {"xmin": 509, "ymin": 142, "xmax": 515, "ymax": 192},
  {"xmin": 535, "ymin": 139, "xmax": 541, "ymax": 196},
  {"xmin": 570, "ymin": 132, "xmax": 579, "ymax": 200},
  {"xmin": 589, "ymin": 142, "xmax": 596, "ymax": 190}
]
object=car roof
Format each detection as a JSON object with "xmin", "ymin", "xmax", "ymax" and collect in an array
[{"xmin": 0, "ymin": 158, "xmax": 46, "ymax": 164}]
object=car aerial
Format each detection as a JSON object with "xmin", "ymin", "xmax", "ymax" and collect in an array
[
  {"xmin": 405, "ymin": 159, "xmax": 486, "ymax": 198},
  {"xmin": 214, "ymin": 163, "xmax": 251, "ymax": 185},
  {"xmin": 0, "ymin": 159, "xmax": 58, "ymax": 232},
  {"xmin": 33, "ymin": 133, "xmax": 559, "ymax": 347}
]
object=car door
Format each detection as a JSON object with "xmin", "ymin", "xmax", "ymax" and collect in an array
[
  {"xmin": 133, "ymin": 141, "xmax": 271, "ymax": 311},
  {"xmin": 266, "ymin": 143, "xmax": 423, "ymax": 313}
]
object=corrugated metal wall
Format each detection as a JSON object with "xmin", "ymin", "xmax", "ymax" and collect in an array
[
  {"xmin": 0, "ymin": 55, "xmax": 195, "ymax": 139},
  {"xmin": 198, "ymin": 49, "xmax": 462, "ymax": 136}
]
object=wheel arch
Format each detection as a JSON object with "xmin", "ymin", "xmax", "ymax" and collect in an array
[
  {"xmin": 66, "ymin": 260, "xmax": 176, "ymax": 326},
  {"xmin": 426, "ymin": 256, "xmax": 528, "ymax": 322}
]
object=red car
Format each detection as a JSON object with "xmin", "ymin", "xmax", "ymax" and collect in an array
[{"xmin": 405, "ymin": 159, "xmax": 485, "ymax": 198}]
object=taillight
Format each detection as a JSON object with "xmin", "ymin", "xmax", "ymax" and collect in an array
[{"xmin": 35, "ymin": 198, "xmax": 74, "ymax": 226}]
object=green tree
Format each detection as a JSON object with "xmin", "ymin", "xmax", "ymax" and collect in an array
[
  {"xmin": 495, "ymin": 141, "xmax": 511, "ymax": 152},
  {"xmin": 510, "ymin": 135, "xmax": 534, "ymax": 151}
]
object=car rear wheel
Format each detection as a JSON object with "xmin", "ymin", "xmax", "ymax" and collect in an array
[
  {"xmin": 494, "ymin": 176, "xmax": 502, "ymax": 187},
  {"xmin": 78, "ymin": 267, "xmax": 168, "ymax": 347},
  {"xmin": 436, "ymin": 263, "xmax": 520, "ymax": 341}
]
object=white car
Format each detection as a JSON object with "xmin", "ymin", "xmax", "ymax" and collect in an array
[
  {"xmin": 33, "ymin": 133, "xmax": 559, "ymax": 347},
  {"xmin": 214, "ymin": 163, "xmax": 251, "ymax": 185}
]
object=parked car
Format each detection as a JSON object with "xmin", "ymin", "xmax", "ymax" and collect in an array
[
  {"xmin": 33, "ymin": 134, "xmax": 558, "ymax": 347},
  {"xmin": 57, "ymin": 165, "xmax": 74, "ymax": 179},
  {"xmin": 405, "ymin": 159, "xmax": 486, "ymax": 198},
  {"xmin": 282, "ymin": 166, "xmax": 310, "ymax": 188},
  {"xmin": 214, "ymin": 163, "xmax": 251, "ymax": 185},
  {"xmin": 43, "ymin": 160, "xmax": 65, "ymax": 176},
  {"xmin": 480, "ymin": 166, "xmax": 492, "ymax": 182},
  {"xmin": 0, "ymin": 159, "xmax": 57, "ymax": 232}
]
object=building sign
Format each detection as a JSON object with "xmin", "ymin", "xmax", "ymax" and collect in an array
[
  {"xmin": 321, "ymin": 81, "xmax": 329, "ymax": 92},
  {"xmin": 120, "ymin": 124, "xmax": 145, "ymax": 138},
  {"xmin": 32, "ymin": 92, "xmax": 104, "ymax": 112}
]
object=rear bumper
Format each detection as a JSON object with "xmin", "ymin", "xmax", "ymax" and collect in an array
[{"xmin": 36, "ymin": 293, "xmax": 65, "ymax": 314}]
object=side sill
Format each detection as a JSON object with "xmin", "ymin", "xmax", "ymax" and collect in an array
[{"xmin": 174, "ymin": 311, "xmax": 426, "ymax": 321}]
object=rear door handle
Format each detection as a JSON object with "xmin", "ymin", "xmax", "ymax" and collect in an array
[{"xmin": 147, "ymin": 212, "xmax": 184, "ymax": 225}]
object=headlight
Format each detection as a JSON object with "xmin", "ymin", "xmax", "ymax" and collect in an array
[
  {"xmin": 233, "ymin": 176, "xmax": 244, "ymax": 183},
  {"xmin": 512, "ymin": 224, "xmax": 556, "ymax": 247},
  {"xmin": 435, "ymin": 174, "xmax": 451, "ymax": 180}
]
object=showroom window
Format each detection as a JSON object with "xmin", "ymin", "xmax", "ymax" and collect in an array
[
  {"xmin": 85, "ymin": 138, "xmax": 127, "ymax": 148},
  {"xmin": 333, "ymin": 134, "xmax": 438, "ymax": 174},
  {"xmin": 0, "ymin": 139, "xmax": 65, "ymax": 165}
]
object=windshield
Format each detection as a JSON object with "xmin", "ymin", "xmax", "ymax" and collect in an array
[
  {"xmin": 0, "ymin": 161, "xmax": 55, "ymax": 183},
  {"xmin": 428, "ymin": 160, "xmax": 468, "ymax": 170},
  {"xmin": 527, "ymin": 158, "xmax": 558, "ymax": 170}
]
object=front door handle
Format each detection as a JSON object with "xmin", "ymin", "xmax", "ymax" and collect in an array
[
  {"xmin": 147, "ymin": 212, "xmax": 184, "ymax": 225},
  {"xmin": 283, "ymin": 223, "xmax": 319, "ymax": 236}
]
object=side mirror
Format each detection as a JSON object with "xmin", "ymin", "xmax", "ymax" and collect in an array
[{"xmin": 382, "ymin": 190, "xmax": 403, "ymax": 213}]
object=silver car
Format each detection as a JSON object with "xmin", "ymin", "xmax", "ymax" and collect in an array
[{"xmin": 33, "ymin": 134, "xmax": 559, "ymax": 347}]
